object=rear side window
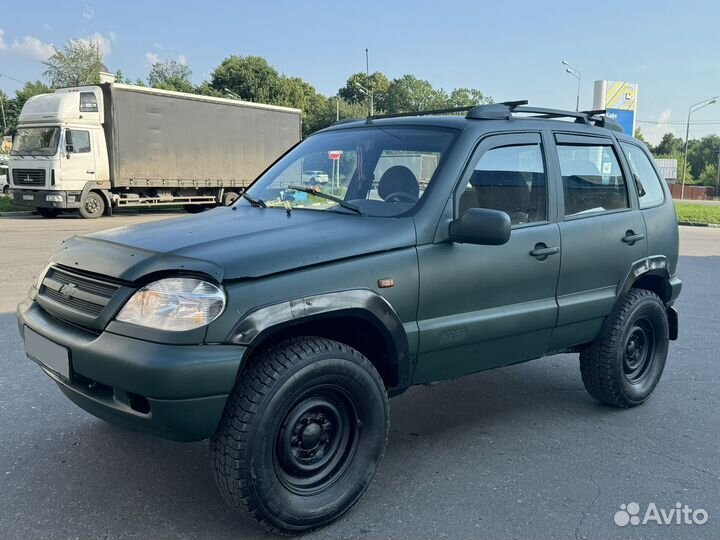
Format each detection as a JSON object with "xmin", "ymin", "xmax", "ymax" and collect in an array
[
  {"xmin": 557, "ymin": 144, "xmax": 628, "ymax": 217},
  {"xmin": 459, "ymin": 144, "xmax": 547, "ymax": 225},
  {"xmin": 79, "ymin": 92, "xmax": 98, "ymax": 112},
  {"xmin": 621, "ymin": 143, "xmax": 665, "ymax": 208}
]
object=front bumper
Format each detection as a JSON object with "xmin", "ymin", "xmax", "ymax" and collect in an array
[
  {"xmin": 11, "ymin": 189, "xmax": 81, "ymax": 209},
  {"xmin": 18, "ymin": 298, "xmax": 247, "ymax": 441}
]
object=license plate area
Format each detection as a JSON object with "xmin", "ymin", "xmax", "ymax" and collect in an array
[
  {"xmin": 24, "ymin": 327, "xmax": 71, "ymax": 380},
  {"xmin": 23, "ymin": 194, "xmax": 34, "ymax": 201}
]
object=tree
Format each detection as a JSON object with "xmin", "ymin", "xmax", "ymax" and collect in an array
[
  {"xmin": 210, "ymin": 55, "xmax": 284, "ymax": 103},
  {"xmin": 114, "ymin": 69, "xmax": 132, "ymax": 84},
  {"xmin": 687, "ymin": 134, "xmax": 720, "ymax": 182},
  {"xmin": 383, "ymin": 74, "xmax": 448, "ymax": 113},
  {"xmin": 698, "ymin": 162, "xmax": 718, "ymax": 186},
  {"xmin": 633, "ymin": 127, "xmax": 646, "ymax": 143},
  {"xmin": 447, "ymin": 88, "xmax": 491, "ymax": 107},
  {"xmin": 43, "ymin": 39, "xmax": 103, "ymax": 88},
  {"xmin": 338, "ymin": 72, "xmax": 391, "ymax": 111},
  {"xmin": 147, "ymin": 60, "xmax": 194, "ymax": 93},
  {"xmin": 3, "ymin": 81, "xmax": 52, "ymax": 132},
  {"xmin": 652, "ymin": 132, "xmax": 684, "ymax": 157}
]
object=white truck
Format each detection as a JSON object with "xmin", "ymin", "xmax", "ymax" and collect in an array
[{"xmin": 8, "ymin": 83, "xmax": 302, "ymax": 218}]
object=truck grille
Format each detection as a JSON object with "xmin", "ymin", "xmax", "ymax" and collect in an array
[
  {"xmin": 13, "ymin": 168, "xmax": 46, "ymax": 186},
  {"xmin": 39, "ymin": 266, "xmax": 120, "ymax": 318}
]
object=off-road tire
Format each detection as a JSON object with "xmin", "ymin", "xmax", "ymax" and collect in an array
[
  {"xmin": 79, "ymin": 191, "xmax": 105, "ymax": 219},
  {"xmin": 37, "ymin": 207, "xmax": 61, "ymax": 218},
  {"xmin": 210, "ymin": 337, "xmax": 389, "ymax": 534},
  {"xmin": 580, "ymin": 288, "xmax": 669, "ymax": 407}
]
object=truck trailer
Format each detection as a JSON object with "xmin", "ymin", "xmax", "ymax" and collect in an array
[{"xmin": 8, "ymin": 83, "xmax": 302, "ymax": 218}]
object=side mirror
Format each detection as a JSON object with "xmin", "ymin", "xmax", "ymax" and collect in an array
[{"xmin": 449, "ymin": 208, "xmax": 511, "ymax": 246}]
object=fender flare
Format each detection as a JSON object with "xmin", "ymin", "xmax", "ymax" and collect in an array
[
  {"xmin": 616, "ymin": 255, "xmax": 672, "ymax": 302},
  {"xmin": 226, "ymin": 289, "xmax": 412, "ymax": 389}
]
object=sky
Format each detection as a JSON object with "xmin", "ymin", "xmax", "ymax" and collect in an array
[{"xmin": 2, "ymin": 0, "xmax": 720, "ymax": 145}]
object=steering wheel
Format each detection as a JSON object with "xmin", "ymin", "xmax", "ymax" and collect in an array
[{"xmin": 384, "ymin": 191, "xmax": 419, "ymax": 204}]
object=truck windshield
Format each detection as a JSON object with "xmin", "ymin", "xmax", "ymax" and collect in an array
[
  {"xmin": 11, "ymin": 127, "xmax": 61, "ymax": 157},
  {"xmin": 244, "ymin": 126, "xmax": 456, "ymax": 217}
]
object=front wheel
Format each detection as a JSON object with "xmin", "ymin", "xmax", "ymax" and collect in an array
[
  {"xmin": 79, "ymin": 191, "xmax": 105, "ymax": 219},
  {"xmin": 210, "ymin": 337, "xmax": 389, "ymax": 534},
  {"xmin": 580, "ymin": 288, "xmax": 669, "ymax": 407}
]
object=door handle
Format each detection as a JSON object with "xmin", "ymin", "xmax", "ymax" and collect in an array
[
  {"xmin": 622, "ymin": 231, "xmax": 645, "ymax": 244},
  {"xmin": 85, "ymin": 169, "xmax": 95, "ymax": 174},
  {"xmin": 529, "ymin": 244, "xmax": 560, "ymax": 260}
]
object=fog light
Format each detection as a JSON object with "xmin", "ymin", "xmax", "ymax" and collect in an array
[{"xmin": 46, "ymin": 194, "xmax": 63, "ymax": 202}]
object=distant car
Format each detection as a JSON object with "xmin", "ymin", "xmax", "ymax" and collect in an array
[
  {"xmin": 0, "ymin": 165, "xmax": 8, "ymax": 194},
  {"xmin": 301, "ymin": 170, "xmax": 330, "ymax": 185}
]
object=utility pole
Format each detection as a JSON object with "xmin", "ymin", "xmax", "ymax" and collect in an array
[
  {"xmin": 716, "ymin": 149, "xmax": 720, "ymax": 199},
  {"xmin": 365, "ymin": 48, "xmax": 373, "ymax": 116},
  {"xmin": 681, "ymin": 96, "xmax": 718, "ymax": 199}
]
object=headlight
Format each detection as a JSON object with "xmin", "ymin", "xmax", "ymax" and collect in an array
[{"xmin": 116, "ymin": 277, "xmax": 226, "ymax": 331}]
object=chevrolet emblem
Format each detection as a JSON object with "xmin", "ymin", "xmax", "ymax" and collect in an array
[{"xmin": 58, "ymin": 283, "xmax": 78, "ymax": 299}]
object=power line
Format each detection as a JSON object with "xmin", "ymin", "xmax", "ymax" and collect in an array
[
  {"xmin": 0, "ymin": 72, "xmax": 25, "ymax": 84},
  {"xmin": 637, "ymin": 119, "xmax": 720, "ymax": 125}
]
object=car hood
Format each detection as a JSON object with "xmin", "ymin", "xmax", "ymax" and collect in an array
[{"xmin": 51, "ymin": 206, "xmax": 417, "ymax": 283}]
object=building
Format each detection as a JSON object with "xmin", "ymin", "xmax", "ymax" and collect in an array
[{"xmin": 654, "ymin": 158, "xmax": 678, "ymax": 183}]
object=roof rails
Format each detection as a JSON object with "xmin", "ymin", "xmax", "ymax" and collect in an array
[
  {"xmin": 467, "ymin": 101, "xmax": 624, "ymax": 132},
  {"xmin": 361, "ymin": 100, "xmax": 624, "ymax": 133}
]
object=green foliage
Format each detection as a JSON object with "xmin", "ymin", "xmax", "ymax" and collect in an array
[
  {"xmin": 674, "ymin": 202, "xmax": 720, "ymax": 225},
  {"xmin": 210, "ymin": 55, "xmax": 284, "ymax": 102},
  {"xmin": 633, "ymin": 127, "xmax": 646, "ymax": 143},
  {"xmin": 114, "ymin": 69, "xmax": 132, "ymax": 84},
  {"xmin": 687, "ymin": 135, "xmax": 720, "ymax": 182},
  {"xmin": 383, "ymin": 74, "xmax": 449, "ymax": 112},
  {"xmin": 3, "ymin": 81, "xmax": 52, "ymax": 132},
  {"xmin": 447, "ymin": 88, "xmax": 492, "ymax": 107},
  {"xmin": 147, "ymin": 60, "xmax": 193, "ymax": 93},
  {"xmin": 43, "ymin": 39, "xmax": 103, "ymax": 88},
  {"xmin": 338, "ymin": 72, "xmax": 391, "ymax": 110},
  {"xmin": 652, "ymin": 132, "xmax": 684, "ymax": 156},
  {"xmin": 698, "ymin": 162, "xmax": 718, "ymax": 186}
]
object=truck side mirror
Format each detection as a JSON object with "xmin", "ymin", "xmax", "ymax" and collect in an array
[{"xmin": 449, "ymin": 208, "xmax": 511, "ymax": 246}]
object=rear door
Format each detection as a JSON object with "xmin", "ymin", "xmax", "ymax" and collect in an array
[{"xmin": 548, "ymin": 132, "xmax": 647, "ymax": 350}]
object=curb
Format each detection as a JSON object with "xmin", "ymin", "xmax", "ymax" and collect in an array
[
  {"xmin": 0, "ymin": 210, "xmax": 33, "ymax": 216},
  {"xmin": 678, "ymin": 221, "xmax": 720, "ymax": 228}
]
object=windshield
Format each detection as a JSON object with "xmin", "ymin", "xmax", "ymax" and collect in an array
[
  {"xmin": 244, "ymin": 126, "xmax": 456, "ymax": 217},
  {"xmin": 11, "ymin": 127, "xmax": 61, "ymax": 157}
]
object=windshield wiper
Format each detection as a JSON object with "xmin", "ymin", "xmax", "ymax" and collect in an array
[
  {"xmin": 238, "ymin": 190, "xmax": 266, "ymax": 208},
  {"xmin": 287, "ymin": 185, "xmax": 365, "ymax": 216}
]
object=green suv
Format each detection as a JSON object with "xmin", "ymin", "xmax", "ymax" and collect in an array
[{"xmin": 18, "ymin": 101, "xmax": 681, "ymax": 533}]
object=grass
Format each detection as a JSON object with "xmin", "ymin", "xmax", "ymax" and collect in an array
[
  {"xmin": 675, "ymin": 202, "xmax": 720, "ymax": 225},
  {"xmin": 0, "ymin": 195, "xmax": 30, "ymax": 213}
]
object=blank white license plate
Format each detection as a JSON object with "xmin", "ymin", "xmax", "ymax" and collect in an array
[
  {"xmin": 23, "ymin": 195, "xmax": 34, "ymax": 201},
  {"xmin": 25, "ymin": 327, "xmax": 70, "ymax": 380}
]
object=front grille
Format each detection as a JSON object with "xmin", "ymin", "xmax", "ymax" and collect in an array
[
  {"xmin": 13, "ymin": 168, "xmax": 46, "ymax": 186},
  {"xmin": 39, "ymin": 266, "xmax": 120, "ymax": 318}
]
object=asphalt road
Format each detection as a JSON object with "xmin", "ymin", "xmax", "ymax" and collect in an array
[{"xmin": 1, "ymin": 213, "xmax": 719, "ymax": 539}]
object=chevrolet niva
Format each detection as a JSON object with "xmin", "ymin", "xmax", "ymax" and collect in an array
[{"xmin": 18, "ymin": 101, "xmax": 681, "ymax": 533}]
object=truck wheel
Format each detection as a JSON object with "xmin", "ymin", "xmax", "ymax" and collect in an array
[
  {"xmin": 79, "ymin": 191, "xmax": 105, "ymax": 219},
  {"xmin": 222, "ymin": 191, "xmax": 239, "ymax": 206},
  {"xmin": 36, "ymin": 208, "xmax": 61, "ymax": 218},
  {"xmin": 210, "ymin": 337, "xmax": 389, "ymax": 534},
  {"xmin": 579, "ymin": 288, "xmax": 669, "ymax": 408}
]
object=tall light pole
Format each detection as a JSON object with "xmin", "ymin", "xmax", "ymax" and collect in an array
[
  {"xmin": 562, "ymin": 60, "xmax": 581, "ymax": 111},
  {"xmin": 365, "ymin": 48, "xmax": 373, "ymax": 116},
  {"xmin": 681, "ymin": 96, "xmax": 718, "ymax": 199}
]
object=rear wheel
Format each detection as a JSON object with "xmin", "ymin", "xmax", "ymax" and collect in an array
[
  {"xmin": 222, "ymin": 191, "xmax": 239, "ymax": 206},
  {"xmin": 36, "ymin": 207, "xmax": 61, "ymax": 218},
  {"xmin": 580, "ymin": 288, "xmax": 669, "ymax": 407},
  {"xmin": 79, "ymin": 191, "xmax": 105, "ymax": 219},
  {"xmin": 210, "ymin": 337, "xmax": 389, "ymax": 534}
]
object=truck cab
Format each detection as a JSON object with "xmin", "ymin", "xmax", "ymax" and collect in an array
[{"xmin": 9, "ymin": 86, "xmax": 109, "ymax": 217}]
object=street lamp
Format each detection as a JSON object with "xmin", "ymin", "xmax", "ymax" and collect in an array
[
  {"xmin": 681, "ymin": 96, "xmax": 719, "ymax": 199},
  {"xmin": 562, "ymin": 60, "xmax": 581, "ymax": 112}
]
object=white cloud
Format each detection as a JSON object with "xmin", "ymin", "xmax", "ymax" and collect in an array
[
  {"xmin": 145, "ymin": 52, "xmax": 160, "ymax": 66},
  {"xmin": 641, "ymin": 109, "xmax": 674, "ymax": 146},
  {"xmin": 77, "ymin": 32, "xmax": 113, "ymax": 56},
  {"xmin": 82, "ymin": 6, "xmax": 95, "ymax": 19},
  {"xmin": 10, "ymin": 35, "xmax": 55, "ymax": 61},
  {"xmin": 0, "ymin": 29, "xmax": 6, "ymax": 51}
]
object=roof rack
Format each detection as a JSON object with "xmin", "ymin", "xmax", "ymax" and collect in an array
[
  {"xmin": 466, "ymin": 101, "xmax": 624, "ymax": 132},
  {"xmin": 361, "ymin": 100, "xmax": 624, "ymax": 133}
]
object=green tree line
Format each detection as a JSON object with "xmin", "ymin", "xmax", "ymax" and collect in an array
[{"xmin": 1, "ymin": 39, "xmax": 491, "ymax": 139}]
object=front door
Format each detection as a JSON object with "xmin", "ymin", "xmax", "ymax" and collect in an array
[
  {"xmin": 61, "ymin": 128, "xmax": 96, "ymax": 192},
  {"xmin": 414, "ymin": 132, "xmax": 561, "ymax": 384},
  {"xmin": 547, "ymin": 132, "xmax": 647, "ymax": 350}
]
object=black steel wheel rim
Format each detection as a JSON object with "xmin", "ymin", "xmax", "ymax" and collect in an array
[
  {"xmin": 274, "ymin": 385, "xmax": 360, "ymax": 495},
  {"xmin": 623, "ymin": 318, "xmax": 655, "ymax": 383}
]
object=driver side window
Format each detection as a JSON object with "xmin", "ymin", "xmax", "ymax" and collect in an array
[{"xmin": 459, "ymin": 144, "xmax": 547, "ymax": 225}]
